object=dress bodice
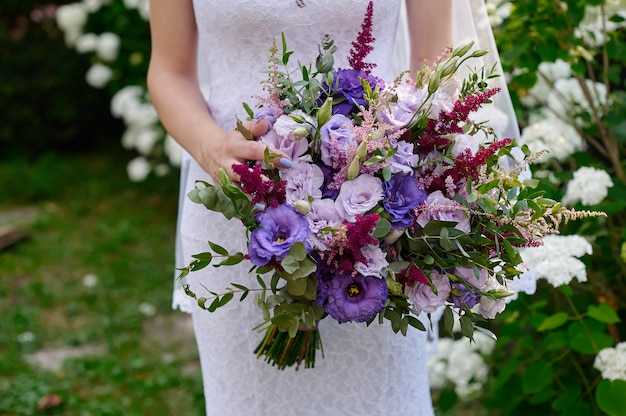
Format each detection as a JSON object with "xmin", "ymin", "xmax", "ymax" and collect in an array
[{"xmin": 192, "ymin": 0, "xmax": 401, "ymax": 129}]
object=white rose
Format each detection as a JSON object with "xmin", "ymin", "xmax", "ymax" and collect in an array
[
  {"xmin": 97, "ymin": 32, "xmax": 121, "ymax": 62},
  {"xmin": 85, "ymin": 63, "xmax": 112, "ymax": 89}
]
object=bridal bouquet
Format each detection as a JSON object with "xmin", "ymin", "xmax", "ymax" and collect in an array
[{"xmin": 178, "ymin": 2, "xmax": 600, "ymax": 370}]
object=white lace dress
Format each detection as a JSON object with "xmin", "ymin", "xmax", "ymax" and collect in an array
[{"xmin": 176, "ymin": 1, "xmax": 436, "ymax": 415}]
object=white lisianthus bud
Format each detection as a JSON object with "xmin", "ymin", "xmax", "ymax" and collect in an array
[
  {"xmin": 97, "ymin": 32, "xmax": 121, "ymax": 62},
  {"xmin": 292, "ymin": 127, "xmax": 309, "ymax": 138},
  {"xmin": 75, "ymin": 33, "xmax": 98, "ymax": 53},
  {"xmin": 85, "ymin": 63, "xmax": 113, "ymax": 89},
  {"xmin": 293, "ymin": 200, "xmax": 311, "ymax": 215}
]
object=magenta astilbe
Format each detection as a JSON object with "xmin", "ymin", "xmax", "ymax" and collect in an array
[
  {"xmin": 232, "ymin": 163, "xmax": 286, "ymax": 208},
  {"xmin": 452, "ymin": 138, "xmax": 513, "ymax": 182},
  {"xmin": 327, "ymin": 214, "xmax": 380, "ymax": 274},
  {"xmin": 419, "ymin": 88, "xmax": 501, "ymax": 153},
  {"xmin": 348, "ymin": 1, "xmax": 376, "ymax": 74}
]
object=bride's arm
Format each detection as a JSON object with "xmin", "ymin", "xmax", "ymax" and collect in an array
[
  {"xmin": 405, "ymin": 0, "xmax": 453, "ymax": 72},
  {"xmin": 147, "ymin": 0, "xmax": 284, "ymax": 182}
]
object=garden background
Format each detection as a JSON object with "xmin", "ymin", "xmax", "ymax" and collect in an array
[{"xmin": 1, "ymin": 0, "xmax": 625, "ymax": 415}]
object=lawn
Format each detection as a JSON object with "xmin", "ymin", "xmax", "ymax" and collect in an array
[{"xmin": 0, "ymin": 149, "xmax": 205, "ymax": 415}]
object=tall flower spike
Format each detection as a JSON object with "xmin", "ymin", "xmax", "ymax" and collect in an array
[{"xmin": 348, "ymin": 1, "xmax": 376, "ymax": 74}]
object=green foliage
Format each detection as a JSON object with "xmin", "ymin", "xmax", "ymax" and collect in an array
[{"xmin": 432, "ymin": 1, "xmax": 626, "ymax": 414}]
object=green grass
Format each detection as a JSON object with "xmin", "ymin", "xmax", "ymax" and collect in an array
[{"xmin": 0, "ymin": 150, "xmax": 205, "ymax": 415}]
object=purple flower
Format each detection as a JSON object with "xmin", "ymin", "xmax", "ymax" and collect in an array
[
  {"xmin": 324, "ymin": 273, "xmax": 388, "ymax": 323},
  {"xmin": 416, "ymin": 190, "xmax": 471, "ymax": 233},
  {"xmin": 319, "ymin": 114, "xmax": 356, "ymax": 166},
  {"xmin": 306, "ymin": 199, "xmax": 343, "ymax": 250},
  {"xmin": 383, "ymin": 174, "xmax": 427, "ymax": 228},
  {"xmin": 317, "ymin": 162, "xmax": 339, "ymax": 199},
  {"xmin": 335, "ymin": 174, "xmax": 383, "ymax": 222},
  {"xmin": 248, "ymin": 204, "xmax": 310, "ymax": 266},
  {"xmin": 254, "ymin": 107, "xmax": 276, "ymax": 128},
  {"xmin": 405, "ymin": 269, "xmax": 451, "ymax": 313},
  {"xmin": 383, "ymin": 84, "xmax": 429, "ymax": 130},
  {"xmin": 387, "ymin": 139, "xmax": 419, "ymax": 174},
  {"xmin": 450, "ymin": 283, "xmax": 481, "ymax": 309},
  {"xmin": 354, "ymin": 246, "xmax": 388, "ymax": 278},
  {"xmin": 283, "ymin": 160, "xmax": 324, "ymax": 204},
  {"xmin": 259, "ymin": 129, "xmax": 308, "ymax": 161},
  {"xmin": 321, "ymin": 69, "xmax": 383, "ymax": 116}
]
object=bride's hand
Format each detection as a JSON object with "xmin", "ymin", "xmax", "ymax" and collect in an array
[{"xmin": 198, "ymin": 118, "xmax": 291, "ymax": 184}]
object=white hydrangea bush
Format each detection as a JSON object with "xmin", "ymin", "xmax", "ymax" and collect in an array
[
  {"xmin": 55, "ymin": 0, "xmax": 181, "ymax": 181},
  {"xmin": 594, "ymin": 342, "xmax": 626, "ymax": 381}
]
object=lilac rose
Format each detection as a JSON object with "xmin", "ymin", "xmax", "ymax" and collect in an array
[
  {"xmin": 283, "ymin": 160, "xmax": 324, "ymax": 204},
  {"xmin": 383, "ymin": 173, "xmax": 427, "ymax": 228},
  {"xmin": 416, "ymin": 190, "xmax": 471, "ymax": 233},
  {"xmin": 335, "ymin": 174, "xmax": 383, "ymax": 222},
  {"xmin": 405, "ymin": 269, "xmax": 451, "ymax": 313},
  {"xmin": 248, "ymin": 204, "xmax": 311, "ymax": 266},
  {"xmin": 254, "ymin": 106, "xmax": 277, "ymax": 128},
  {"xmin": 321, "ymin": 69, "xmax": 383, "ymax": 116},
  {"xmin": 383, "ymin": 83, "xmax": 429, "ymax": 131},
  {"xmin": 387, "ymin": 139, "xmax": 419, "ymax": 174},
  {"xmin": 319, "ymin": 114, "xmax": 357, "ymax": 166}
]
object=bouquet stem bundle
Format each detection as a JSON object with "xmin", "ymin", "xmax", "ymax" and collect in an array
[{"xmin": 255, "ymin": 324, "xmax": 322, "ymax": 370}]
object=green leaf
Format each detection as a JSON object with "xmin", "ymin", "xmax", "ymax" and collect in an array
[
  {"xmin": 208, "ymin": 241, "xmax": 228, "ymax": 256},
  {"xmin": 588, "ymin": 303, "xmax": 621, "ymax": 324},
  {"xmin": 596, "ymin": 380, "xmax": 626, "ymax": 416},
  {"xmin": 192, "ymin": 252, "xmax": 213, "ymax": 262},
  {"xmin": 522, "ymin": 360, "xmax": 553, "ymax": 394},
  {"xmin": 537, "ymin": 312, "xmax": 569, "ymax": 332},
  {"xmin": 215, "ymin": 252, "xmax": 244, "ymax": 267},
  {"xmin": 443, "ymin": 306, "xmax": 454, "ymax": 337},
  {"xmin": 372, "ymin": 217, "xmax": 392, "ymax": 239},
  {"xmin": 569, "ymin": 330, "xmax": 613, "ymax": 355}
]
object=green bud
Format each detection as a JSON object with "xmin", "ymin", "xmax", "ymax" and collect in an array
[
  {"xmin": 486, "ymin": 289, "xmax": 516, "ymax": 299},
  {"xmin": 292, "ymin": 127, "xmax": 309, "ymax": 138},
  {"xmin": 439, "ymin": 56, "xmax": 459, "ymax": 78},
  {"xmin": 427, "ymin": 71, "xmax": 441, "ymax": 95},
  {"xmin": 317, "ymin": 97, "xmax": 333, "ymax": 126},
  {"xmin": 354, "ymin": 139, "xmax": 369, "ymax": 161},
  {"xmin": 386, "ymin": 278, "xmax": 403, "ymax": 296},
  {"xmin": 452, "ymin": 41, "xmax": 474, "ymax": 57},
  {"xmin": 293, "ymin": 200, "xmax": 311, "ymax": 215},
  {"xmin": 346, "ymin": 157, "xmax": 361, "ymax": 180},
  {"xmin": 370, "ymin": 128, "xmax": 385, "ymax": 141}
]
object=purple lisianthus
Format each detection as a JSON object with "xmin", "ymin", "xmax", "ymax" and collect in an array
[
  {"xmin": 335, "ymin": 174, "xmax": 383, "ymax": 222},
  {"xmin": 383, "ymin": 83, "xmax": 429, "ymax": 131},
  {"xmin": 319, "ymin": 114, "xmax": 356, "ymax": 166},
  {"xmin": 283, "ymin": 160, "xmax": 324, "ymax": 204},
  {"xmin": 454, "ymin": 266, "xmax": 488, "ymax": 290},
  {"xmin": 317, "ymin": 162, "xmax": 339, "ymax": 200},
  {"xmin": 321, "ymin": 69, "xmax": 383, "ymax": 116},
  {"xmin": 416, "ymin": 190, "xmax": 471, "ymax": 233},
  {"xmin": 405, "ymin": 269, "xmax": 451, "ymax": 313},
  {"xmin": 354, "ymin": 246, "xmax": 388, "ymax": 278},
  {"xmin": 248, "ymin": 204, "xmax": 310, "ymax": 266},
  {"xmin": 273, "ymin": 111, "xmax": 315, "ymax": 140},
  {"xmin": 450, "ymin": 283, "xmax": 481, "ymax": 309},
  {"xmin": 387, "ymin": 139, "xmax": 419, "ymax": 174},
  {"xmin": 383, "ymin": 174, "xmax": 427, "ymax": 228},
  {"xmin": 306, "ymin": 199, "xmax": 343, "ymax": 250},
  {"xmin": 254, "ymin": 106, "xmax": 277, "ymax": 128},
  {"xmin": 324, "ymin": 272, "xmax": 388, "ymax": 323}
]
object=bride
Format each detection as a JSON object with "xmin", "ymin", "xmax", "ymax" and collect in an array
[{"xmin": 147, "ymin": 1, "xmax": 515, "ymax": 414}]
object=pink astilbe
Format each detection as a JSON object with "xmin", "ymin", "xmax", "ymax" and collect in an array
[
  {"xmin": 232, "ymin": 163, "xmax": 286, "ymax": 208},
  {"xmin": 326, "ymin": 214, "xmax": 380, "ymax": 275},
  {"xmin": 348, "ymin": 1, "xmax": 376, "ymax": 74}
]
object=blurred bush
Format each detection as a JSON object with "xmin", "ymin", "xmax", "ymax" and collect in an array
[{"xmin": 0, "ymin": 0, "xmax": 122, "ymax": 159}]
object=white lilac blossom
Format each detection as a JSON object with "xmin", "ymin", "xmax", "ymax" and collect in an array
[
  {"xmin": 520, "ymin": 59, "xmax": 572, "ymax": 108},
  {"xmin": 75, "ymin": 33, "xmax": 99, "ymax": 53},
  {"xmin": 427, "ymin": 331, "xmax": 496, "ymax": 399},
  {"xmin": 519, "ymin": 234, "xmax": 592, "ymax": 287},
  {"xmin": 133, "ymin": 127, "xmax": 161, "ymax": 156},
  {"xmin": 594, "ymin": 342, "xmax": 626, "ymax": 381},
  {"xmin": 85, "ymin": 63, "xmax": 113, "ymax": 89},
  {"xmin": 111, "ymin": 86, "xmax": 144, "ymax": 117},
  {"xmin": 576, "ymin": 1, "xmax": 626, "ymax": 46},
  {"xmin": 127, "ymin": 156, "xmax": 151, "ymax": 182},
  {"xmin": 562, "ymin": 166, "xmax": 614, "ymax": 206},
  {"xmin": 56, "ymin": 3, "xmax": 88, "ymax": 46},
  {"xmin": 546, "ymin": 78, "xmax": 608, "ymax": 123},
  {"xmin": 164, "ymin": 134, "xmax": 183, "ymax": 166},
  {"xmin": 96, "ymin": 32, "xmax": 121, "ymax": 62},
  {"xmin": 520, "ymin": 115, "xmax": 585, "ymax": 162}
]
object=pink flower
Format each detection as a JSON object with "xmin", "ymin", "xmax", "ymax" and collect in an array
[{"xmin": 405, "ymin": 270, "xmax": 451, "ymax": 313}]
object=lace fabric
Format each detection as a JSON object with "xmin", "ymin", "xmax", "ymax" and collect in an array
[{"xmin": 171, "ymin": 1, "xmax": 517, "ymax": 415}]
